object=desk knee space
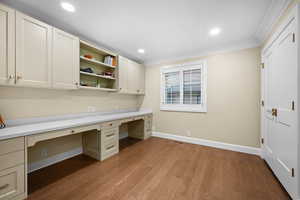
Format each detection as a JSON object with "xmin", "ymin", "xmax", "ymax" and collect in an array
[{"xmin": 0, "ymin": 113, "xmax": 152, "ymax": 200}]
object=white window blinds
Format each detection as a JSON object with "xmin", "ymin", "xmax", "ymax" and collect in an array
[
  {"xmin": 160, "ymin": 60, "xmax": 207, "ymax": 112},
  {"xmin": 164, "ymin": 71, "xmax": 180, "ymax": 104},
  {"xmin": 183, "ymin": 69, "xmax": 201, "ymax": 104}
]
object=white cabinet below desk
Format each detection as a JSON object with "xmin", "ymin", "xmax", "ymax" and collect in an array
[{"xmin": 0, "ymin": 137, "xmax": 26, "ymax": 200}]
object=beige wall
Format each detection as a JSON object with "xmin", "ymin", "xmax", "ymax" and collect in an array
[
  {"xmin": 0, "ymin": 86, "xmax": 139, "ymax": 164},
  {"xmin": 0, "ymin": 86, "xmax": 139, "ymax": 120},
  {"xmin": 141, "ymin": 47, "xmax": 261, "ymax": 148}
]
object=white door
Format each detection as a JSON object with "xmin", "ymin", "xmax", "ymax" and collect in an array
[
  {"xmin": 0, "ymin": 4, "xmax": 15, "ymax": 85},
  {"xmin": 16, "ymin": 11, "xmax": 52, "ymax": 88},
  {"xmin": 262, "ymin": 18, "xmax": 298, "ymax": 199},
  {"xmin": 261, "ymin": 50, "xmax": 274, "ymax": 167},
  {"xmin": 52, "ymin": 28, "xmax": 79, "ymax": 89}
]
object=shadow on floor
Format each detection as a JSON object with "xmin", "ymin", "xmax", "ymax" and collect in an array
[{"xmin": 28, "ymin": 137, "xmax": 142, "ymax": 194}]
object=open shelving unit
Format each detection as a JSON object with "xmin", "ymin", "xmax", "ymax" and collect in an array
[{"xmin": 79, "ymin": 40, "xmax": 118, "ymax": 91}]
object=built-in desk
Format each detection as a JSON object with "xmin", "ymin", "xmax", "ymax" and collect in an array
[{"xmin": 0, "ymin": 110, "xmax": 152, "ymax": 200}]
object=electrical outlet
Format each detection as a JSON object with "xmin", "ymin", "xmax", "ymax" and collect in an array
[
  {"xmin": 41, "ymin": 148, "xmax": 48, "ymax": 157},
  {"xmin": 87, "ymin": 106, "xmax": 96, "ymax": 112},
  {"xmin": 186, "ymin": 130, "xmax": 191, "ymax": 136}
]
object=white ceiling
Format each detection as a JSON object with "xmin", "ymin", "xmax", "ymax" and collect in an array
[{"xmin": 0, "ymin": 0, "xmax": 291, "ymax": 64}]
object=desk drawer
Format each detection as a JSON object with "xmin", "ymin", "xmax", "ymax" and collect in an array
[
  {"xmin": 0, "ymin": 137, "xmax": 24, "ymax": 156},
  {"xmin": 101, "ymin": 140, "xmax": 118, "ymax": 161},
  {"xmin": 101, "ymin": 121, "xmax": 119, "ymax": 130},
  {"xmin": 0, "ymin": 151, "xmax": 24, "ymax": 172},
  {"xmin": 27, "ymin": 124, "xmax": 99, "ymax": 147},
  {"xmin": 101, "ymin": 128, "xmax": 118, "ymax": 143},
  {"xmin": 0, "ymin": 165, "xmax": 25, "ymax": 200}
]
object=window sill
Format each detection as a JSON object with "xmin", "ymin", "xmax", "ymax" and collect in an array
[{"xmin": 160, "ymin": 105, "xmax": 207, "ymax": 113}]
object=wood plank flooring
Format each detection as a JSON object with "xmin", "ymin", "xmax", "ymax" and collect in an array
[{"xmin": 27, "ymin": 137, "xmax": 291, "ymax": 200}]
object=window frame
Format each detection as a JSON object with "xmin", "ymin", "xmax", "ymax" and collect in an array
[{"xmin": 160, "ymin": 60, "xmax": 207, "ymax": 113}]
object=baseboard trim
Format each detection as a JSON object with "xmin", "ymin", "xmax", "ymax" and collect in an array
[
  {"xmin": 28, "ymin": 147, "xmax": 83, "ymax": 173},
  {"xmin": 152, "ymin": 132, "xmax": 261, "ymax": 156}
]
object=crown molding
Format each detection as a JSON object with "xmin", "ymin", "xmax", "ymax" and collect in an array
[
  {"xmin": 144, "ymin": 38, "xmax": 260, "ymax": 67},
  {"xmin": 254, "ymin": 0, "xmax": 292, "ymax": 43}
]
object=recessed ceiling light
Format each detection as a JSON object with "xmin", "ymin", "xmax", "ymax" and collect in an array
[
  {"xmin": 61, "ymin": 2, "xmax": 75, "ymax": 12},
  {"xmin": 138, "ymin": 49, "xmax": 145, "ymax": 54},
  {"xmin": 210, "ymin": 27, "xmax": 221, "ymax": 36}
]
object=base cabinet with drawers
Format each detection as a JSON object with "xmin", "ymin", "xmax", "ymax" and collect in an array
[
  {"xmin": 100, "ymin": 121, "xmax": 119, "ymax": 161},
  {"xmin": 0, "ymin": 137, "xmax": 26, "ymax": 200}
]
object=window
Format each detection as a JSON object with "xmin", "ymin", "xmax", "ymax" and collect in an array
[{"xmin": 160, "ymin": 60, "xmax": 207, "ymax": 112}]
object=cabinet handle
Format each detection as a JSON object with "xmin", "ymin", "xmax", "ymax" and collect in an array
[
  {"xmin": 0, "ymin": 184, "xmax": 9, "ymax": 190},
  {"xmin": 71, "ymin": 130, "xmax": 75, "ymax": 133},
  {"xmin": 106, "ymin": 145, "xmax": 115, "ymax": 150},
  {"xmin": 8, "ymin": 75, "xmax": 14, "ymax": 79},
  {"xmin": 106, "ymin": 133, "xmax": 115, "ymax": 137},
  {"xmin": 119, "ymin": 88, "xmax": 122, "ymax": 90},
  {"xmin": 75, "ymin": 82, "xmax": 79, "ymax": 86}
]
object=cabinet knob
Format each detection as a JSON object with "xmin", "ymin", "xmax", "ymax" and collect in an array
[
  {"xmin": 8, "ymin": 75, "xmax": 14, "ymax": 79},
  {"xmin": 16, "ymin": 75, "xmax": 22, "ymax": 80},
  {"xmin": 71, "ymin": 130, "xmax": 75, "ymax": 133},
  {"xmin": 119, "ymin": 88, "xmax": 122, "ymax": 90},
  {"xmin": 75, "ymin": 82, "xmax": 79, "ymax": 86}
]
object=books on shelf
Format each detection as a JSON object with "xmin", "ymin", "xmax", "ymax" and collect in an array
[{"xmin": 104, "ymin": 56, "xmax": 116, "ymax": 66}]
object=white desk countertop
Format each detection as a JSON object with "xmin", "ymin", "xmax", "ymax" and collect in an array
[{"xmin": 0, "ymin": 110, "xmax": 152, "ymax": 141}]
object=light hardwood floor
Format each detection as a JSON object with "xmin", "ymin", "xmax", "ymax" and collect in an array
[{"xmin": 27, "ymin": 137, "xmax": 291, "ymax": 200}]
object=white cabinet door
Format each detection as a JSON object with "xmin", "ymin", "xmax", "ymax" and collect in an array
[
  {"xmin": 118, "ymin": 56, "xmax": 145, "ymax": 95},
  {"xmin": 127, "ymin": 60, "xmax": 138, "ymax": 94},
  {"xmin": 0, "ymin": 4, "xmax": 15, "ymax": 85},
  {"xmin": 52, "ymin": 28, "xmax": 79, "ymax": 89},
  {"xmin": 118, "ymin": 56, "xmax": 129, "ymax": 93},
  {"xmin": 137, "ymin": 63, "xmax": 145, "ymax": 94},
  {"xmin": 262, "ymin": 18, "xmax": 298, "ymax": 199},
  {"xmin": 16, "ymin": 11, "xmax": 52, "ymax": 88}
]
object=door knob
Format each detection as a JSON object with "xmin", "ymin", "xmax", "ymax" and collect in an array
[{"xmin": 272, "ymin": 108, "xmax": 278, "ymax": 117}]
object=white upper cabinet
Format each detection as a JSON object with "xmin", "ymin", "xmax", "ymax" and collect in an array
[
  {"xmin": 0, "ymin": 4, "xmax": 15, "ymax": 85},
  {"xmin": 127, "ymin": 59, "xmax": 137, "ymax": 94},
  {"xmin": 137, "ymin": 62, "xmax": 145, "ymax": 94},
  {"xmin": 118, "ymin": 56, "xmax": 129, "ymax": 93},
  {"xmin": 52, "ymin": 28, "xmax": 79, "ymax": 89},
  {"xmin": 118, "ymin": 56, "xmax": 145, "ymax": 95},
  {"xmin": 16, "ymin": 11, "xmax": 52, "ymax": 88}
]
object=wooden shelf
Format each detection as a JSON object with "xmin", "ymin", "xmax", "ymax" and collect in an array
[
  {"xmin": 80, "ymin": 71, "xmax": 116, "ymax": 80},
  {"xmin": 80, "ymin": 40, "xmax": 117, "ymax": 57},
  {"xmin": 80, "ymin": 56, "xmax": 116, "ymax": 69},
  {"xmin": 79, "ymin": 86, "xmax": 117, "ymax": 92}
]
